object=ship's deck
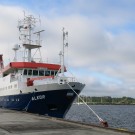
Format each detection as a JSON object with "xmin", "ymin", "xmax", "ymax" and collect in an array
[{"xmin": 0, "ymin": 108, "xmax": 134, "ymax": 135}]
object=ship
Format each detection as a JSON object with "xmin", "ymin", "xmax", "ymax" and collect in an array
[{"xmin": 0, "ymin": 14, "xmax": 85, "ymax": 118}]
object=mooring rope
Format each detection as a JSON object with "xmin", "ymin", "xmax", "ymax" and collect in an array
[
  {"xmin": 66, "ymin": 82, "xmax": 108, "ymax": 127},
  {"xmin": 23, "ymin": 92, "xmax": 35, "ymax": 112}
]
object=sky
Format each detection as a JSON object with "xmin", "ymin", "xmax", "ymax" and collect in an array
[{"xmin": 0, "ymin": 0, "xmax": 135, "ymax": 97}]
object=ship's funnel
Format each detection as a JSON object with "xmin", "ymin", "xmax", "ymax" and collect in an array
[{"xmin": 0, "ymin": 54, "xmax": 4, "ymax": 70}]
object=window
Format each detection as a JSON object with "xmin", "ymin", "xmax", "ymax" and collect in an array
[
  {"xmin": 55, "ymin": 71, "xmax": 58, "ymax": 75},
  {"xmin": 24, "ymin": 69, "xmax": 27, "ymax": 75},
  {"xmin": 39, "ymin": 70, "xmax": 44, "ymax": 76},
  {"xmin": 51, "ymin": 71, "xmax": 54, "ymax": 76},
  {"xmin": 28, "ymin": 70, "xmax": 32, "ymax": 75},
  {"xmin": 45, "ymin": 70, "xmax": 50, "ymax": 76},
  {"xmin": 33, "ymin": 70, "xmax": 38, "ymax": 76}
]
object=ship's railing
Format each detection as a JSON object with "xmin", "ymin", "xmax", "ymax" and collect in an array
[
  {"xmin": 33, "ymin": 76, "xmax": 77, "ymax": 85},
  {"xmin": 56, "ymin": 76, "xmax": 77, "ymax": 83},
  {"xmin": 31, "ymin": 58, "xmax": 60, "ymax": 64}
]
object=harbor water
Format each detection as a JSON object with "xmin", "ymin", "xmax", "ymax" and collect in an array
[{"xmin": 65, "ymin": 104, "xmax": 135, "ymax": 132}]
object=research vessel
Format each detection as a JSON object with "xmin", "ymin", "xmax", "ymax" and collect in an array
[{"xmin": 0, "ymin": 14, "xmax": 85, "ymax": 118}]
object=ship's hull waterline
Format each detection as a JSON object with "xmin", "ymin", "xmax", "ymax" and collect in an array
[{"xmin": 0, "ymin": 89, "xmax": 80, "ymax": 118}]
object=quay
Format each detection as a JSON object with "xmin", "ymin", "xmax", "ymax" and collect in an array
[{"xmin": 0, "ymin": 108, "xmax": 134, "ymax": 135}]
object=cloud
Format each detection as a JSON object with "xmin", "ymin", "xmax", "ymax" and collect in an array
[
  {"xmin": 1, "ymin": 1, "xmax": 135, "ymax": 97},
  {"xmin": 0, "ymin": 5, "xmax": 24, "ymax": 62}
]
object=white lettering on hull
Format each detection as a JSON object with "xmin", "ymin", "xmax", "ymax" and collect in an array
[{"xmin": 32, "ymin": 95, "xmax": 45, "ymax": 101}]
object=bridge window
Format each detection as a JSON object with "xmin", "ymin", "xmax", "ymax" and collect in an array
[
  {"xmin": 23, "ymin": 69, "xmax": 58, "ymax": 76},
  {"xmin": 28, "ymin": 70, "xmax": 32, "ymax": 75},
  {"xmin": 33, "ymin": 70, "xmax": 38, "ymax": 76},
  {"xmin": 55, "ymin": 71, "xmax": 58, "ymax": 75},
  {"xmin": 45, "ymin": 70, "xmax": 50, "ymax": 76},
  {"xmin": 39, "ymin": 70, "xmax": 44, "ymax": 76},
  {"xmin": 24, "ymin": 69, "xmax": 27, "ymax": 75},
  {"xmin": 51, "ymin": 71, "xmax": 54, "ymax": 76}
]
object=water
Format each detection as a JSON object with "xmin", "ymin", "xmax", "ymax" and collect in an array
[{"xmin": 65, "ymin": 104, "xmax": 135, "ymax": 132}]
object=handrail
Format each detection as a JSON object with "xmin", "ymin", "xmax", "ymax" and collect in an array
[{"xmin": 28, "ymin": 76, "xmax": 54, "ymax": 81}]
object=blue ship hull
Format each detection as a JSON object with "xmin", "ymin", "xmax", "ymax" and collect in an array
[{"xmin": 0, "ymin": 89, "xmax": 79, "ymax": 118}]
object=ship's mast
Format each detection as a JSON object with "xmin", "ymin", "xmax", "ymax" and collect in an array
[
  {"xmin": 18, "ymin": 14, "xmax": 44, "ymax": 62},
  {"xmin": 61, "ymin": 28, "xmax": 68, "ymax": 75}
]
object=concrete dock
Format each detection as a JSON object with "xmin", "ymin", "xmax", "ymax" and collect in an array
[{"xmin": 0, "ymin": 109, "xmax": 134, "ymax": 135}]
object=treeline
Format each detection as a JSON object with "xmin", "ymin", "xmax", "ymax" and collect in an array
[{"xmin": 76, "ymin": 96, "xmax": 135, "ymax": 105}]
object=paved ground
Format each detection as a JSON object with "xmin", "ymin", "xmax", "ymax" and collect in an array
[{"xmin": 0, "ymin": 108, "xmax": 134, "ymax": 135}]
